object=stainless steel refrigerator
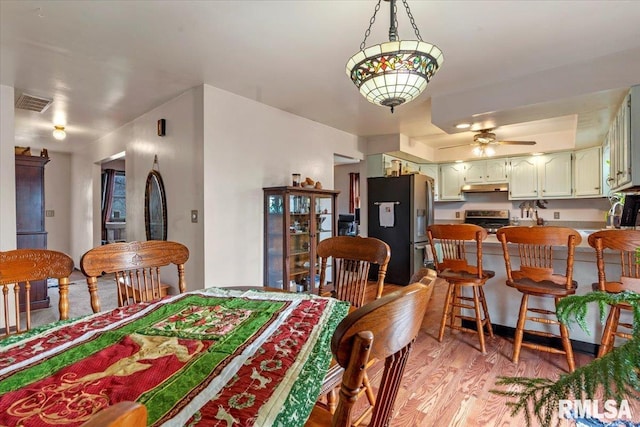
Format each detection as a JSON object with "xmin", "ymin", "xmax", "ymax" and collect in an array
[{"xmin": 367, "ymin": 174, "xmax": 435, "ymax": 285}]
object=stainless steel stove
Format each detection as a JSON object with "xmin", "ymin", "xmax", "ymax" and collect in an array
[{"xmin": 464, "ymin": 210, "xmax": 510, "ymax": 234}]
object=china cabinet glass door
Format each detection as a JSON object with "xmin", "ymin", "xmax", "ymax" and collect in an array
[{"xmin": 288, "ymin": 194, "xmax": 312, "ymax": 292}]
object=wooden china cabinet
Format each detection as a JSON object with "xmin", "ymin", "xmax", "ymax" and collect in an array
[
  {"xmin": 15, "ymin": 153, "xmax": 50, "ymax": 311},
  {"xmin": 263, "ymin": 186, "xmax": 338, "ymax": 294}
]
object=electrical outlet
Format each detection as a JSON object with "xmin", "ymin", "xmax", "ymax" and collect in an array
[
  {"xmin": 455, "ymin": 211, "xmax": 460, "ymax": 219},
  {"xmin": 45, "ymin": 210, "xmax": 55, "ymax": 217},
  {"xmin": 191, "ymin": 210, "xmax": 198, "ymax": 223},
  {"xmin": 554, "ymin": 211, "xmax": 560, "ymax": 219}
]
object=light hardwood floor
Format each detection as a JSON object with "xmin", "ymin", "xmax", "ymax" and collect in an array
[{"xmin": 359, "ymin": 279, "xmax": 640, "ymax": 426}]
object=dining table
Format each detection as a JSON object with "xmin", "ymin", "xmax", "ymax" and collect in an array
[{"xmin": 0, "ymin": 287, "xmax": 349, "ymax": 427}]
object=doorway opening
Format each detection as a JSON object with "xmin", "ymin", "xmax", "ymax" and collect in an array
[{"xmin": 101, "ymin": 154, "xmax": 126, "ymax": 244}]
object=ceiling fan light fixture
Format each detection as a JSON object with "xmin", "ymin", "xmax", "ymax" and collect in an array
[
  {"xmin": 52, "ymin": 125, "xmax": 66, "ymax": 140},
  {"xmin": 346, "ymin": 0, "xmax": 443, "ymax": 113},
  {"xmin": 456, "ymin": 122, "xmax": 471, "ymax": 129},
  {"xmin": 473, "ymin": 144, "xmax": 495, "ymax": 157}
]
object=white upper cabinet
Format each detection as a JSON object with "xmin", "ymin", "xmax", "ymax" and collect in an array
[
  {"xmin": 608, "ymin": 91, "xmax": 632, "ymax": 190},
  {"xmin": 574, "ymin": 147, "xmax": 602, "ymax": 197},
  {"xmin": 539, "ymin": 152, "xmax": 573, "ymax": 198},
  {"xmin": 463, "ymin": 159, "xmax": 508, "ymax": 184},
  {"xmin": 509, "ymin": 153, "xmax": 572, "ymax": 199},
  {"xmin": 508, "ymin": 156, "xmax": 539, "ymax": 199},
  {"xmin": 439, "ymin": 163, "xmax": 466, "ymax": 200}
]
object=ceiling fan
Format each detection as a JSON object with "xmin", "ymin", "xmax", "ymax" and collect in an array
[{"xmin": 439, "ymin": 129, "xmax": 537, "ymax": 153}]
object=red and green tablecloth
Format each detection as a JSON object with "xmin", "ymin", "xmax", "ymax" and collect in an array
[{"xmin": 0, "ymin": 288, "xmax": 349, "ymax": 427}]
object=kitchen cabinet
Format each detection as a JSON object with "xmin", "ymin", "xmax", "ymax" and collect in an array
[
  {"xmin": 539, "ymin": 151, "xmax": 573, "ymax": 198},
  {"xmin": 439, "ymin": 163, "xmax": 466, "ymax": 201},
  {"xmin": 418, "ymin": 164, "xmax": 439, "ymax": 201},
  {"xmin": 263, "ymin": 186, "xmax": 338, "ymax": 294},
  {"xmin": 463, "ymin": 159, "xmax": 508, "ymax": 184},
  {"xmin": 508, "ymin": 156, "xmax": 538, "ymax": 199},
  {"xmin": 608, "ymin": 89, "xmax": 636, "ymax": 191},
  {"xmin": 509, "ymin": 152, "xmax": 572, "ymax": 199},
  {"xmin": 574, "ymin": 147, "xmax": 603, "ymax": 197},
  {"xmin": 15, "ymin": 153, "xmax": 50, "ymax": 311}
]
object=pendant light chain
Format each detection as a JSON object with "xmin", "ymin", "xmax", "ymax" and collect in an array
[
  {"xmin": 359, "ymin": 0, "xmax": 382, "ymax": 51},
  {"xmin": 402, "ymin": 0, "xmax": 423, "ymax": 41}
]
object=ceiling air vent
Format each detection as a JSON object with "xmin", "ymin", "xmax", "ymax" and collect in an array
[{"xmin": 15, "ymin": 93, "xmax": 53, "ymax": 113}]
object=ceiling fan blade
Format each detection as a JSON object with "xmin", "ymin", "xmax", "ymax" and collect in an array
[
  {"xmin": 497, "ymin": 140, "xmax": 536, "ymax": 145},
  {"xmin": 438, "ymin": 143, "xmax": 474, "ymax": 150}
]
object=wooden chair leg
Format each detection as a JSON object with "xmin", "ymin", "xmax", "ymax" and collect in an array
[
  {"xmin": 598, "ymin": 306, "xmax": 620, "ymax": 358},
  {"xmin": 472, "ymin": 286, "xmax": 486, "ymax": 354},
  {"xmin": 362, "ymin": 371, "xmax": 376, "ymax": 408},
  {"xmin": 438, "ymin": 282, "xmax": 454, "ymax": 342},
  {"xmin": 512, "ymin": 294, "xmax": 529, "ymax": 364},
  {"xmin": 479, "ymin": 286, "xmax": 494, "ymax": 338},
  {"xmin": 327, "ymin": 388, "xmax": 338, "ymax": 414}
]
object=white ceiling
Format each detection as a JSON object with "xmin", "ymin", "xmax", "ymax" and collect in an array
[{"xmin": 2, "ymin": 1, "xmax": 640, "ymax": 161}]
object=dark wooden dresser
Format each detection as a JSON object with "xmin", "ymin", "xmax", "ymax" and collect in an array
[{"xmin": 15, "ymin": 153, "xmax": 50, "ymax": 311}]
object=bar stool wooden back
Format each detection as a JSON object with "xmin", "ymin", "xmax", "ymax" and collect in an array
[
  {"xmin": 427, "ymin": 224, "xmax": 494, "ymax": 353},
  {"xmin": 588, "ymin": 229, "xmax": 640, "ymax": 357},
  {"xmin": 496, "ymin": 226, "xmax": 581, "ymax": 372}
]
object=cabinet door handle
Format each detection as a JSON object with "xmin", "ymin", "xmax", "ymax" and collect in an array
[{"xmin": 595, "ymin": 187, "xmax": 600, "ymax": 190}]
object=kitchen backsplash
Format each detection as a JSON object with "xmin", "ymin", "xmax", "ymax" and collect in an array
[{"xmin": 433, "ymin": 191, "xmax": 610, "ymax": 229}]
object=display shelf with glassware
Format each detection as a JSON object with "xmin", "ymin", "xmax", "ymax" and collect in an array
[{"xmin": 263, "ymin": 186, "xmax": 338, "ymax": 293}]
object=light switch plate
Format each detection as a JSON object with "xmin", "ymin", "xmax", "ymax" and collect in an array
[
  {"xmin": 191, "ymin": 210, "xmax": 198, "ymax": 223},
  {"xmin": 554, "ymin": 211, "xmax": 560, "ymax": 219},
  {"xmin": 45, "ymin": 210, "xmax": 55, "ymax": 217}
]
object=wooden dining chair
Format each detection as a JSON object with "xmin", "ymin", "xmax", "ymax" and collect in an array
[
  {"xmin": 80, "ymin": 240, "xmax": 189, "ymax": 313},
  {"xmin": 0, "ymin": 249, "xmax": 74, "ymax": 337},
  {"xmin": 80, "ymin": 401, "xmax": 147, "ymax": 427},
  {"xmin": 306, "ymin": 280, "xmax": 434, "ymax": 427},
  {"xmin": 496, "ymin": 226, "xmax": 581, "ymax": 372},
  {"xmin": 317, "ymin": 235, "xmax": 391, "ymax": 308},
  {"xmin": 316, "ymin": 235, "xmax": 390, "ymax": 421},
  {"xmin": 427, "ymin": 224, "xmax": 495, "ymax": 353},
  {"xmin": 588, "ymin": 229, "xmax": 640, "ymax": 357}
]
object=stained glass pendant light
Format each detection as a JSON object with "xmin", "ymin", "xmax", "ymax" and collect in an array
[{"xmin": 346, "ymin": 0, "xmax": 443, "ymax": 113}]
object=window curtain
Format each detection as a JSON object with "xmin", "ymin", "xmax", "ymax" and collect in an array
[
  {"xmin": 349, "ymin": 172, "xmax": 360, "ymax": 213},
  {"xmin": 101, "ymin": 169, "xmax": 116, "ymax": 243}
]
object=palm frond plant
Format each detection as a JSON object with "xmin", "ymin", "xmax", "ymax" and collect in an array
[{"xmin": 491, "ymin": 290, "xmax": 640, "ymax": 427}]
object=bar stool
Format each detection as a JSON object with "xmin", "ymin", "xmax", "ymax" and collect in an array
[
  {"xmin": 588, "ymin": 229, "xmax": 640, "ymax": 357},
  {"xmin": 427, "ymin": 224, "xmax": 494, "ymax": 353},
  {"xmin": 496, "ymin": 226, "xmax": 581, "ymax": 372}
]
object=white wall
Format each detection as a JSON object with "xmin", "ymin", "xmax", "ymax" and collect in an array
[
  {"xmin": 202, "ymin": 85, "xmax": 361, "ymax": 287},
  {"xmin": 0, "ymin": 85, "xmax": 16, "ymax": 250},
  {"xmin": 45, "ymin": 151, "xmax": 72, "ymax": 256},
  {"xmin": 71, "ymin": 87, "xmax": 205, "ymax": 293}
]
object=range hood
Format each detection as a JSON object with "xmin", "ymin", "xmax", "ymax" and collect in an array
[{"xmin": 461, "ymin": 183, "xmax": 509, "ymax": 193}]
